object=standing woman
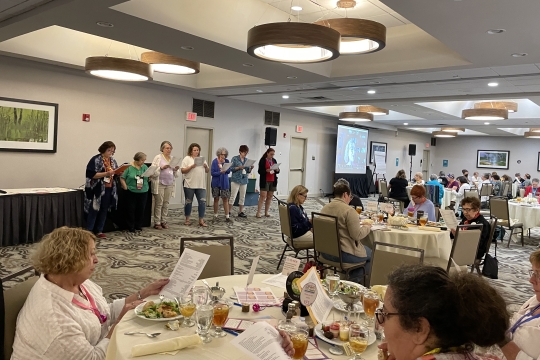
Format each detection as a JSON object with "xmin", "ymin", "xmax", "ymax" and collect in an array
[
  {"xmin": 229, "ymin": 145, "xmax": 254, "ymax": 218},
  {"xmin": 257, "ymin": 148, "xmax": 279, "ymax": 218},
  {"xmin": 150, "ymin": 141, "xmax": 180, "ymax": 230},
  {"xmin": 211, "ymin": 147, "xmax": 232, "ymax": 222},
  {"xmin": 181, "ymin": 143, "xmax": 210, "ymax": 227},
  {"xmin": 120, "ymin": 152, "xmax": 149, "ymax": 233},
  {"xmin": 85, "ymin": 141, "xmax": 119, "ymax": 239}
]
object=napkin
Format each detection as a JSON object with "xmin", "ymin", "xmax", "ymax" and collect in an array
[
  {"xmin": 418, "ymin": 226, "xmax": 442, "ymax": 232},
  {"xmin": 131, "ymin": 334, "xmax": 202, "ymax": 357}
]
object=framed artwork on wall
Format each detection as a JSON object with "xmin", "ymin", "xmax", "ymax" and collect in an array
[
  {"xmin": 476, "ymin": 150, "xmax": 510, "ymax": 170},
  {"xmin": 0, "ymin": 97, "xmax": 58, "ymax": 153},
  {"xmin": 369, "ymin": 141, "xmax": 387, "ymax": 164}
]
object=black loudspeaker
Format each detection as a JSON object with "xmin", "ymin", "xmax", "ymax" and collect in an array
[
  {"xmin": 265, "ymin": 127, "xmax": 277, "ymax": 146},
  {"xmin": 430, "ymin": 138, "xmax": 437, "ymax": 146},
  {"xmin": 408, "ymin": 144, "xmax": 416, "ymax": 156}
]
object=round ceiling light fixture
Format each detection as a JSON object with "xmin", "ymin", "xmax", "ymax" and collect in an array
[
  {"xmin": 432, "ymin": 131, "xmax": 457, "ymax": 138},
  {"xmin": 141, "ymin": 52, "xmax": 200, "ymax": 74},
  {"xmin": 337, "ymin": 0, "xmax": 356, "ymax": 8},
  {"xmin": 474, "ymin": 101, "xmax": 518, "ymax": 113},
  {"xmin": 462, "ymin": 108, "xmax": 508, "ymax": 120},
  {"xmin": 356, "ymin": 105, "xmax": 389, "ymax": 115},
  {"xmin": 529, "ymin": 128, "xmax": 540, "ymax": 132},
  {"xmin": 247, "ymin": 22, "xmax": 341, "ymax": 63},
  {"xmin": 338, "ymin": 112, "xmax": 373, "ymax": 122},
  {"xmin": 524, "ymin": 131, "xmax": 540, "ymax": 139},
  {"xmin": 315, "ymin": 18, "xmax": 386, "ymax": 55},
  {"xmin": 85, "ymin": 57, "xmax": 152, "ymax": 81},
  {"xmin": 441, "ymin": 127, "xmax": 465, "ymax": 133}
]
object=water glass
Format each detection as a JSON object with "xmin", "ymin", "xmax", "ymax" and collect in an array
[
  {"xmin": 326, "ymin": 274, "xmax": 340, "ymax": 300},
  {"xmin": 195, "ymin": 304, "xmax": 214, "ymax": 343},
  {"xmin": 192, "ymin": 286, "xmax": 209, "ymax": 306}
]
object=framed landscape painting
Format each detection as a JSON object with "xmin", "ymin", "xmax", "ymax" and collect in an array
[
  {"xmin": 369, "ymin": 141, "xmax": 387, "ymax": 164},
  {"xmin": 476, "ymin": 150, "xmax": 510, "ymax": 170},
  {"xmin": 0, "ymin": 97, "xmax": 58, "ymax": 153}
]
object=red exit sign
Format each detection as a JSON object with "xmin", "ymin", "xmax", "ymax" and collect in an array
[{"xmin": 186, "ymin": 112, "xmax": 197, "ymax": 121}]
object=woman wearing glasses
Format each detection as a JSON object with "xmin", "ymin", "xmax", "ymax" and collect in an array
[
  {"xmin": 211, "ymin": 147, "xmax": 232, "ymax": 221},
  {"xmin": 402, "ymin": 185, "xmax": 436, "ymax": 221},
  {"xmin": 377, "ymin": 264, "xmax": 508, "ymax": 360},
  {"xmin": 287, "ymin": 185, "xmax": 313, "ymax": 244},
  {"xmin": 229, "ymin": 145, "xmax": 254, "ymax": 218}
]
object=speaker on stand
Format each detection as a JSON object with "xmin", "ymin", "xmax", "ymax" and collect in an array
[{"xmin": 408, "ymin": 144, "xmax": 416, "ymax": 181}]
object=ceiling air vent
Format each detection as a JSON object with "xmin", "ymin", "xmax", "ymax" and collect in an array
[
  {"xmin": 304, "ymin": 96, "xmax": 331, "ymax": 100},
  {"xmin": 264, "ymin": 110, "xmax": 280, "ymax": 126},
  {"xmin": 192, "ymin": 98, "xmax": 215, "ymax": 118}
]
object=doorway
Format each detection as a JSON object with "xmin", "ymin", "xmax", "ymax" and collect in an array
[
  {"xmin": 184, "ymin": 126, "xmax": 213, "ymax": 205},
  {"xmin": 422, "ymin": 149, "xmax": 430, "ymax": 181},
  {"xmin": 288, "ymin": 137, "xmax": 307, "ymax": 193}
]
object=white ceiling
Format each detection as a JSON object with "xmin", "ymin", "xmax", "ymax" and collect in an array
[{"xmin": 1, "ymin": 0, "xmax": 540, "ymax": 136}]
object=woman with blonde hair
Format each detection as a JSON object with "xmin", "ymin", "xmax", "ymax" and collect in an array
[
  {"xmin": 120, "ymin": 152, "xmax": 149, "ymax": 232},
  {"xmin": 181, "ymin": 143, "xmax": 210, "ymax": 227},
  {"xmin": 413, "ymin": 172, "xmax": 424, "ymax": 185},
  {"xmin": 287, "ymin": 185, "xmax": 313, "ymax": 243},
  {"xmin": 150, "ymin": 141, "xmax": 180, "ymax": 229}
]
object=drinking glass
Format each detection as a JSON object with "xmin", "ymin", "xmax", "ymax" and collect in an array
[
  {"xmin": 407, "ymin": 207, "xmax": 415, "ymax": 218},
  {"xmin": 195, "ymin": 304, "xmax": 214, "ymax": 343},
  {"xmin": 212, "ymin": 300, "xmax": 230, "ymax": 337},
  {"xmin": 356, "ymin": 207, "xmax": 362, "ymax": 215},
  {"xmin": 377, "ymin": 212, "xmax": 384, "ymax": 224},
  {"xmin": 192, "ymin": 286, "xmax": 209, "ymax": 306},
  {"xmin": 419, "ymin": 215, "xmax": 428, "ymax": 227},
  {"xmin": 326, "ymin": 274, "xmax": 340, "ymax": 300},
  {"xmin": 179, "ymin": 293, "xmax": 196, "ymax": 327},
  {"xmin": 362, "ymin": 291, "xmax": 380, "ymax": 326},
  {"xmin": 348, "ymin": 324, "xmax": 370, "ymax": 360},
  {"xmin": 290, "ymin": 329, "xmax": 309, "ymax": 359}
]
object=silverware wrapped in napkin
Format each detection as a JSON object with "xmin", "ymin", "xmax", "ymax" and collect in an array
[{"xmin": 131, "ymin": 334, "xmax": 202, "ymax": 357}]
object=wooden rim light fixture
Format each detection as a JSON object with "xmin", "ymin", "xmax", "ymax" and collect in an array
[
  {"xmin": 141, "ymin": 52, "xmax": 200, "ymax": 74},
  {"xmin": 338, "ymin": 112, "xmax": 373, "ymax": 122},
  {"xmin": 529, "ymin": 128, "xmax": 540, "ymax": 132},
  {"xmin": 315, "ymin": 18, "xmax": 386, "ymax": 55},
  {"xmin": 462, "ymin": 108, "xmax": 508, "ymax": 120},
  {"xmin": 85, "ymin": 57, "xmax": 152, "ymax": 81},
  {"xmin": 524, "ymin": 131, "xmax": 540, "ymax": 138},
  {"xmin": 432, "ymin": 131, "xmax": 457, "ymax": 138},
  {"xmin": 474, "ymin": 101, "xmax": 518, "ymax": 113},
  {"xmin": 247, "ymin": 22, "xmax": 341, "ymax": 63},
  {"xmin": 441, "ymin": 127, "xmax": 465, "ymax": 133},
  {"xmin": 356, "ymin": 105, "xmax": 389, "ymax": 115}
]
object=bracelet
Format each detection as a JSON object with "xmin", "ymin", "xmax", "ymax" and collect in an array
[{"xmin": 137, "ymin": 291, "xmax": 142, "ymax": 300}]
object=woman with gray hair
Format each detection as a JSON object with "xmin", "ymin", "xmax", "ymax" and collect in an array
[
  {"xmin": 150, "ymin": 141, "xmax": 180, "ymax": 229},
  {"xmin": 120, "ymin": 152, "xmax": 149, "ymax": 232},
  {"xmin": 211, "ymin": 147, "xmax": 232, "ymax": 221}
]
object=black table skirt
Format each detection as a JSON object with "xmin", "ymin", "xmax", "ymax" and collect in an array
[
  {"xmin": 0, "ymin": 190, "xmax": 84, "ymax": 246},
  {"xmin": 335, "ymin": 168, "xmax": 376, "ymax": 198},
  {"xmin": 102, "ymin": 185, "xmax": 153, "ymax": 233}
]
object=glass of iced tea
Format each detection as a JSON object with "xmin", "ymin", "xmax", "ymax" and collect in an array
[
  {"xmin": 356, "ymin": 207, "xmax": 362, "ymax": 215},
  {"xmin": 419, "ymin": 214, "xmax": 428, "ymax": 227},
  {"xmin": 407, "ymin": 207, "xmax": 415, "ymax": 218},
  {"xmin": 290, "ymin": 329, "xmax": 309, "ymax": 359},
  {"xmin": 212, "ymin": 300, "xmax": 230, "ymax": 337},
  {"xmin": 377, "ymin": 212, "xmax": 384, "ymax": 223},
  {"xmin": 362, "ymin": 291, "xmax": 380, "ymax": 326},
  {"xmin": 179, "ymin": 294, "xmax": 196, "ymax": 327},
  {"xmin": 348, "ymin": 324, "xmax": 370, "ymax": 360}
]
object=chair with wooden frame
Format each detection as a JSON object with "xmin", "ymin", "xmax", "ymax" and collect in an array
[
  {"xmin": 489, "ymin": 196, "xmax": 524, "ymax": 247},
  {"xmin": 379, "ymin": 180, "xmax": 404, "ymax": 213},
  {"xmin": 464, "ymin": 189, "xmax": 479, "ymax": 200},
  {"xmin": 276, "ymin": 200, "xmax": 313, "ymax": 270},
  {"xmin": 368, "ymin": 242, "xmax": 424, "ymax": 287},
  {"xmin": 180, "ymin": 237, "xmax": 234, "ymax": 279}
]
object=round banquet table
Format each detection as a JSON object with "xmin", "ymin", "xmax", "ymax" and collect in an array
[
  {"xmin": 508, "ymin": 201, "xmax": 540, "ymax": 231},
  {"xmin": 105, "ymin": 274, "xmax": 381, "ymax": 360}
]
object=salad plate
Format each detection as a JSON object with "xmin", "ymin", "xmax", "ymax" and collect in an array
[{"xmin": 134, "ymin": 300, "xmax": 183, "ymax": 322}]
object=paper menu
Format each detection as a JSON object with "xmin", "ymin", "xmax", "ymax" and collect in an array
[
  {"xmin": 439, "ymin": 209, "xmax": 458, "ymax": 230},
  {"xmin": 244, "ymin": 159, "xmax": 256, "ymax": 168},
  {"xmin": 169, "ymin": 157, "xmax": 182, "ymax": 168},
  {"xmin": 221, "ymin": 162, "xmax": 232, "ymax": 171},
  {"xmin": 141, "ymin": 165, "xmax": 158, "ymax": 177},
  {"xmin": 270, "ymin": 163, "xmax": 281, "ymax": 170},
  {"xmin": 233, "ymin": 287, "xmax": 279, "ymax": 305},
  {"xmin": 281, "ymin": 256, "xmax": 301, "ymax": 275},
  {"xmin": 160, "ymin": 248, "xmax": 210, "ymax": 299},
  {"xmin": 230, "ymin": 322, "xmax": 291, "ymax": 360},
  {"xmin": 298, "ymin": 267, "xmax": 334, "ymax": 325},
  {"xmin": 194, "ymin": 157, "xmax": 205, "ymax": 166}
]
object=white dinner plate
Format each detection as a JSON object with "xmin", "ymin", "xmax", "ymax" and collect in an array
[
  {"xmin": 134, "ymin": 302, "xmax": 184, "ymax": 322},
  {"xmin": 333, "ymin": 299, "xmax": 364, "ymax": 313},
  {"xmin": 314, "ymin": 323, "xmax": 376, "ymax": 347}
]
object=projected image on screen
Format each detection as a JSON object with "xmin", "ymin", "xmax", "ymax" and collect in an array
[{"xmin": 335, "ymin": 125, "xmax": 368, "ymax": 174}]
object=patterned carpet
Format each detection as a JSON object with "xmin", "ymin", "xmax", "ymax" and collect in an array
[{"xmin": 1, "ymin": 197, "xmax": 538, "ymax": 309}]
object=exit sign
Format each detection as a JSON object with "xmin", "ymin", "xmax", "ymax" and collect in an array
[
  {"xmin": 186, "ymin": 112, "xmax": 197, "ymax": 121},
  {"xmin": 296, "ymin": 125, "xmax": 303, "ymax": 133}
]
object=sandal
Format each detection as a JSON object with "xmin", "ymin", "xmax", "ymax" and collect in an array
[
  {"xmin": 199, "ymin": 221, "xmax": 208, "ymax": 227},
  {"xmin": 184, "ymin": 220, "xmax": 192, "ymax": 226},
  {"xmin": 255, "ymin": 214, "xmax": 262, "ymax": 218},
  {"xmin": 154, "ymin": 224, "xmax": 162, "ymax": 230},
  {"xmin": 265, "ymin": 214, "xmax": 271, "ymax": 217},
  {"xmin": 161, "ymin": 223, "xmax": 169, "ymax": 229}
]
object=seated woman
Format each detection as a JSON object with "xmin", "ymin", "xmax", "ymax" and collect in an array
[
  {"xmin": 388, "ymin": 169, "xmax": 409, "ymax": 207},
  {"xmin": 499, "ymin": 249, "xmax": 540, "ymax": 360},
  {"xmin": 425, "ymin": 174, "xmax": 445, "ymax": 206},
  {"xmin": 492, "ymin": 174, "xmax": 503, "ymax": 196},
  {"xmin": 287, "ymin": 185, "xmax": 313, "ymax": 243},
  {"xmin": 451, "ymin": 175, "xmax": 471, "ymax": 206},
  {"xmin": 378, "ymin": 264, "xmax": 509, "ymax": 360},
  {"xmin": 11, "ymin": 227, "xmax": 169, "ymax": 360},
  {"xmin": 523, "ymin": 173, "xmax": 532, "ymax": 188},
  {"xmin": 402, "ymin": 185, "xmax": 436, "ymax": 221},
  {"xmin": 413, "ymin": 172, "xmax": 424, "ymax": 185},
  {"xmin": 524, "ymin": 178, "xmax": 540, "ymax": 202}
]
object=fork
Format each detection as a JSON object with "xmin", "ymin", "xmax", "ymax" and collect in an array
[{"xmin": 124, "ymin": 331, "xmax": 161, "ymax": 338}]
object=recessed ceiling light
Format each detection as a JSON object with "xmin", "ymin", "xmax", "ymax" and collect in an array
[
  {"xmin": 487, "ymin": 29, "xmax": 506, "ymax": 34},
  {"xmin": 484, "ymin": 122, "xmax": 490, "ymax": 125},
  {"xmin": 291, "ymin": 5, "xmax": 302, "ymax": 11},
  {"xmin": 180, "ymin": 46, "xmax": 194, "ymax": 50},
  {"xmin": 403, "ymin": 123, "xmax": 408, "ymax": 125},
  {"xmin": 96, "ymin": 21, "xmax": 114, "ymax": 28},
  {"xmin": 488, "ymin": 82, "xmax": 498, "ymax": 87},
  {"xmin": 286, "ymin": 76, "xmax": 297, "ymax": 79},
  {"xmin": 256, "ymin": 90, "xmax": 263, "ymax": 93},
  {"xmin": 512, "ymin": 53, "xmax": 528, "ymax": 57},
  {"xmin": 242, "ymin": 63, "xmax": 254, "ymax": 67},
  {"xmin": 282, "ymin": 95, "xmax": 289, "ymax": 99},
  {"xmin": 367, "ymin": 90, "xmax": 376, "ymax": 94}
]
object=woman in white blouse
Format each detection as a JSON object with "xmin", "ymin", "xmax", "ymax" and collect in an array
[
  {"xmin": 150, "ymin": 141, "xmax": 180, "ymax": 229},
  {"xmin": 181, "ymin": 143, "xmax": 210, "ymax": 227},
  {"xmin": 451, "ymin": 175, "xmax": 471, "ymax": 206},
  {"xmin": 11, "ymin": 227, "xmax": 169, "ymax": 360},
  {"xmin": 499, "ymin": 249, "xmax": 540, "ymax": 360}
]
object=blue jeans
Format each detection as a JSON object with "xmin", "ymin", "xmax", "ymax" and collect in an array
[
  {"xmin": 86, "ymin": 188, "xmax": 113, "ymax": 234},
  {"xmin": 184, "ymin": 187, "xmax": 206, "ymax": 218},
  {"xmin": 322, "ymin": 246, "xmax": 372, "ymax": 284}
]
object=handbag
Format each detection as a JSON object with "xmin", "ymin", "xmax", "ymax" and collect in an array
[{"xmin": 482, "ymin": 245, "xmax": 499, "ymax": 279}]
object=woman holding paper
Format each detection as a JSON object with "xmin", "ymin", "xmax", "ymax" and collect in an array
[
  {"xmin": 150, "ymin": 141, "xmax": 180, "ymax": 230},
  {"xmin": 120, "ymin": 152, "xmax": 149, "ymax": 233},
  {"xmin": 229, "ymin": 145, "xmax": 254, "ymax": 218},
  {"xmin": 11, "ymin": 227, "xmax": 169, "ymax": 360},
  {"xmin": 181, "ymin": 143, "xmax": 210, "ymax": 227},
  {"xmin": 85, "ymin": 141, "xmax": 120, "ymax": 239},
  {"xmin": 211, "ymin": 147, "xmax": 232, "ymax": 221},
  {"xmin": 257, "ymin": 148, "xmax": 280, "ymax": 218}
]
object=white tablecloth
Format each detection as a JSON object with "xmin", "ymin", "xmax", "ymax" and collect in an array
[
  {"xmin": 442, "ymin": 189, "xmax": 453, "ymax": 209},
  {"xmin": 0, "ymin": 187, "xmax": 76, "ymax": 196},
  {"xmin": 105, "ymin": 274, "xmax": 380, "ymax": 360},
  {"xmin": 508, "ymin": 202, "xmax": 540, "ymax": 231}
]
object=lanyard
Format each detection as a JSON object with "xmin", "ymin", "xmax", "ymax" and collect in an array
[
  {"xmin": 72, "ymin": 285, "xmax": 108, "ymax": 324},
  {"xmin": 102, "ymin": 157, "xmax": 113, "ymax": 172},
  {"xmin": 510, "ymin": 303, "xmax": 540, "ymax": 334}
]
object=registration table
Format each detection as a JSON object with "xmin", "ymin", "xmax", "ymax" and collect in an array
[
  {"xmin": 106, "ymin": 274, "xmax": 381, "ymax": 360},
  {"xmin": 508, "ymin": 201, "xmax": 540, "ymax": 231}
]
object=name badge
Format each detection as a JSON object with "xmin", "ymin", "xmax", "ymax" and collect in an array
[
  {"xmin": 136, "ymin": 176, "xmax": 143, "ymax": 190},
  {"xmin": 270, "ymin": 170, "xmax": 275, "ymax": 174},
  {"xmin": 103, "ymin": 176, "xmax": 111, "ymax": 184},
  {"xmin": 242, "ymin": 169, "xmax": 246, "ymax": 175}
]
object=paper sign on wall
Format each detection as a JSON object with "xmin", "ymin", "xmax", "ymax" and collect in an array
[{"xmin": 366, "ymin": 201, "xmax": 379, "ymax": 212}]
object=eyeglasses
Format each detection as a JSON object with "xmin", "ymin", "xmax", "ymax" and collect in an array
[
  {"xmin": 220, "ymin": 153, "xmax": 227, "ymax": 156},
  {"xmin": 529, "ymin": 270, "xmax": 540, "ymax": 280},
  {"xmin": 461, "ymin": 207, "xmax": 475, "ymax": 212},
  {"xmin": 375, "ymin": 309, "xmax": 400, "ymax": 325},
  {"xmin": 299, "ymin": 194, "xmax": 308, "ymax": 198}
]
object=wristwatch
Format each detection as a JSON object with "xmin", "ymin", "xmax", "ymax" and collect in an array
[{"xmin": 137, "ymin": 291, "xmax": 142, "ymax": 300}]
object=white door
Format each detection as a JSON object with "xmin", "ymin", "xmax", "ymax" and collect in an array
[
  {"xmin": 422, "ymin": 149, "xmax": 430, "ymax": 180},
  {"xmin": 288, "ymin": 137, "xmax": 307, "ymax": 193},
  {"xmin": 184, "ymin": 126, "xmax": 213, "ymax": 204}
]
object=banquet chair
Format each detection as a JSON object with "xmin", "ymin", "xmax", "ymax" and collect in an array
[
  {"xmin": 180, "ymin": 237, "xmax": 234, "ymax": 279},
  {"xmin": 276, "ymin": 200, "xmax": 312, "ymax": 270},
  {"xmin": 425, "ymin": 224, "xmax": 483, "ymax": 273},
  {"xmin": 379, "ymin": 180, "xmax": 404, "ymax": 212},
  {"xmin": 368, "ymin": 242, "xmax": 424, "ymax": 287},
  {"xmin": 502, "ymin": 182, "xmax": 512, "ymax": 198},
  {"xmin": 489, "ymin": 196, "xmax": 524, "ymax": 247},
  {"xmin": 464, "ymin": 189, "xmax": 479, "ymax": 199},
  {"xmin": 472, "ymin": 218, "xmax": 498, "ymax": 274},
  {"xmin": 1, "ymin": 267, "xmax": 39, "ymax": 360},
  {"xmin": 424, "ymin": 184, "xmax": 441, "ymax": 207},
  {"xmin": 311, "ymin": 212, "xmax": 366, "ymax": 284}
]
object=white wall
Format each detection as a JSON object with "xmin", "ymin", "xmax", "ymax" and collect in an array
[
  {"xmin": 433, "ymin": 136, "xmax": 540, "ymax": 178},
  {"xmin": 0, "ymin": 57, "xmax": 337, "ymax": 203}
]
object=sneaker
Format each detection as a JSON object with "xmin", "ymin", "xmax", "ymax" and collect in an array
[
  {"xmin": 238, "ymin": 212, "xmax": 247, "ymax": 218},
  {"xmin": 97, "ymin": 233, "xmax": 107, "ymax": 239}
]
